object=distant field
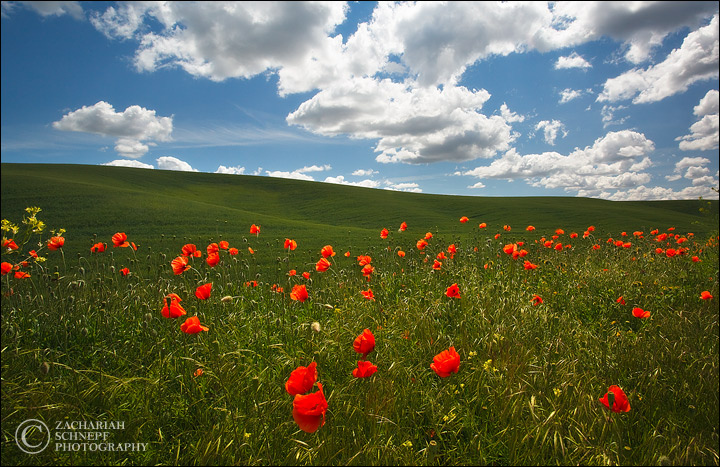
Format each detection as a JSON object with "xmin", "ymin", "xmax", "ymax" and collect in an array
[{"xmin": 1, "ymin": 163, "xmax": 717, "ymax": 260}]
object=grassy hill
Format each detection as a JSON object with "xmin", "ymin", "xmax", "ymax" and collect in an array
[{"xmin": 2, "ymin": 162, "xmax": 717, "ymax": 259}]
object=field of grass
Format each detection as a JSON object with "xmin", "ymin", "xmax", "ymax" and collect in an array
[{"xmin": 1, "ymin": 163, "xmax": 718, "ymax": 465}]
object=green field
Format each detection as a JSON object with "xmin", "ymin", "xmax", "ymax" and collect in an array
[{"xmin": 1, "ymin": 163, "xmax": 718, "ymax": 465}]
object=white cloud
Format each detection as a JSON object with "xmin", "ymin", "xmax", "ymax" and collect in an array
[
  {"xmin": 665, "ymin": 156, "xmax": 717, "ymax": 188},
  {"xmin": 603, "ymin": 184, "xmax": 718, "ymax": 201},
  {"xmin": 555, "ymin": 52, "xmax": 591, "ymax": 69},
  {"xmin": 352, "ymin": 169, "xmax": 378, "ymax": 177},
  {"xmin": 600, "ymin": 105, "xmax": 629, "ymax": 128},
  {"xmin": 559, "ymin": 88, "xmax": 590, "ymax": 104},
  {"xmin": 468, "ymin": 181, "xmax": 486, "ymax": 189},
  {"xmin": 265, "ymin": 170, "xmax": 314, "ymax": 181},
  {"xmin": 535, "ymin": 120, "xmax": 568, "ymax": 145},
  {"xmin": 3, "ymin": 1, "xmax": 84, "ymax": 19},
  {"xmin": 384, "ymin": 181, "xmax": 422, "ymax": 193},
  {"xmin": 597, "ymin": 15, "xmax": 719, "ymax": 104},
  {"xmin": 215, "ymin": 165, "xmax": 246, "ymax": 175},
  {"xmin": 676, "ymin": 89, "xmax": 719, "ymax": 151},
  {"xmin": 52, "ymin": 101, "xmax": 172, "ymax": 158},
  {"xmin": 499, "ymin": 103, "xmax": 525, "ymax": 123},
  {"xmin": 323, "ymin": 175, "xmax": 380, "ymax": 188},
  {"xmin": 156, "ymin": 156, "xmax": 197, "ymax": 172},
  {"xmin": 458, "ymin": 130, "xmax": 657, "ymax": 197},
  {"xmin": 102, "ymin": 159, "xmax": 154, "ymax": 169}
]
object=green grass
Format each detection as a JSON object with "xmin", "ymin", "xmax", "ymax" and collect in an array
[{"xmin": 1, "ymin": 163, "xmax": 718, "ymax": 465}]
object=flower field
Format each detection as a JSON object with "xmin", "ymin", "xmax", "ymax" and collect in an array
[{"xmin": 1, "ymin": 200, "xmax": 718, "ymax": 466}]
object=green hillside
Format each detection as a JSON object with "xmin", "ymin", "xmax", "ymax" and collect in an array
[{"xmin": 1, "ymin": 163, "xmax": 717, "ymax": 258}]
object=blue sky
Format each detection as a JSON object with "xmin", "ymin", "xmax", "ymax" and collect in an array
[{"xmin": 1, "ymin": 1, "xmax": 718, "ymax": 200}]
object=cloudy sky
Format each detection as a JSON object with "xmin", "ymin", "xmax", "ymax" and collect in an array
[{"xmin": 1, "ymin": 1, "xmax": 718, "ymax": 200}]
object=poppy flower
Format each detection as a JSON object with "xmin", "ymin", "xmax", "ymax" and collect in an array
[
  {"xmin": 447, "ymin": 244, "xmax": 456, "ymax": 258},
  {"xmin": 193, "ymin": 368, "xmax": 204, "ymax": 377},
  {"xmin": 90, "ymin": 242, "xmax": 107, "ymax": 253},
  {"xmin": 344, "ymin": 251, "xmax": 351, "ymax": 257},
  {"xmin": 120, "ymin": 267, "xmax": 130, "ymax": 276},
  {"xmin": 503, "ymin": 225, "xmax": 511, "ymax": 231},
  {"xmin": 616, "ymin": 296, "xmax": 626, "ymax": 305},
  {"xmin": 218, "ymin": 240, "xmax": 229, "ymax": 250},
  {"xmin": 182, "ymin": 244, "xmax": 202, "ymax": 257},
  {"xmin": 245, "ymin": 280, "xmax": 258, "ymax": 287},
  {"xmin": 430, "ymin": 346, "xmax": 460, "ymax": 378},
  {"xmin": 526, "ymin": 225, "xmax": 535, "ymax": 231},
  {"xmin": 195, "ymin": 283, "xmax": 212, "ymax": 300},
  {"xmin": 14, "ymin": 271, "xmax": 30, "ymax": 279},
  {"xmin": 632, "ymin": 307, "xmax": 650, "ymax": 318},
  {"xmin": 599, "ymin": 385, "xmax": 631, "ymax": 413},
  {"xmin": 250, "ymin": 224, "xmax": 260, "ymax": 235},
  {"xmin": 700, "ymin": 291, "xmax": 713, "ymax": 300},
  {"xmin": 353, "ymin": 329, "xmax": 375, "ymax": 358},
  {"xmin": 555, "ymin": 228, "xmax": 565, "ymax": 235},
  {"xmin": 398, "ymin": 250, "xmax": 405, "ymax": 257},
  {"xmin": 112, "ymin": 232, "xmax": 130, "ymax": 248},
  {"xmin": 399, "ymin": 222, "xmax": 407, "ymax": 232},
  {"xmin": 171, "ymin": 256, "xmax": 190, "ymax": 275},
  {"xmin": 285, "ymin": 361, "xmax": 318, "ymax": 396},
  {"xmin": 353, "ymin": 360, "xmax": 378, "ymax": 378},
  {"xmin": 161, "ymin": 293, "xmax": 187, "ymax": 318},
  {"xmin": 460, "ymin": 216, "xmax": 469, "ymax": 223},
  {"xmin": 361, "ymin": 289, "xmax": 375, "ymax": 300},
  {"xmin": 691, "ymin": 256, "xmax": 701, "ymax": 262},
  {"xmin": 181, "ymin": 316, "xmax": 209, "ymax": 334},
  {"xmin": 284, "ymin": 238, "xmax": 297, "ymax": 250},
  {"xmin": 479, "ymin": 223, "xmax": 487, "ymax": 229},
  {"xmin": 531, "ymin": 294, "xmax": 543, "ymax": 306},
  {"xmin": 316, "ymin": 257, "xmax": 331, "ymax": 272},
  {"xmin": 47, "ymin": 236, "xmax": 65, "ymax": 251},
  {"xmin": 416, "ymin": 239, "xmax": 428, "ymax": 250},
  {"xmin": 432, "ymin": 259, "xmax": 442, "ymax": 270},
  {"xmin": 1, "ymin": 262, "xmax": 12, "ymax": 275},
  {"xmin": 290, "ymin": 284, "xmax": 308, "ymax": 302},
  {"xmin": 554, "ymin": 243, "xmax": 563, "ymax": 251},
  {"xmin": 302, "ymin": 271, "xmax": 311, "ymax": 280},
  {"xmin": 228, "ymin": 247, "xmax": 239, "ymax": 255},
  {"xmin": 570, "ymin": 232, "xmax": 578, "ymax": 239},
  {"xmin": 494, "ymin": 233, "xmax": 501, "ymax": 239},
  {"xmin": 288, "ymin": 269, "xmax": 297, "ymax": 276},
  {"xmin": 248, "ymin": 247, "xmax": 255, "ymax": 254},
  {"xmin": 523, "ymin": 260, "xmax": 537, "ymax": 270},
  {"xmin": 3, "ymin": 239, "xmax": 19, "ymax": 250},
  {"xmin": 592, "ymin": 244, "xmax": 601, "ymax": 250},
  {"xmin": 425, "ymin": 232, "xmax": 433, "ymax": 240},
  {"xmin": 380, "ymin": 228, "xmax": 389, "ymax": 239},
  {"xmin": 446, "ymin": 283, "xmax": 461, "ymax": 298},
  {"xmin": 206, "ymin": 252, "xmax": 220, "ymax": 267},
  {"xmin": 292, "ymin": 382, "xmax": 328, "ymax": 433},
  {"xmin": 503, "ymin": 243, "xmax": 516, "ymax": 255},
  {"xmin": 357, "ymin": 255, "xmax": 372, "ymax": 266},
  {"xmin": 207, "ymin": 243, "xmax": 219, "ymax": 255},
  {"xmin": 320, "ymin": 245, "xmax": 336, "ymax": 258}
]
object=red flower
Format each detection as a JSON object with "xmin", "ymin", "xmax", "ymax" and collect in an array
[
  {"xmin": 380, "ymin": 228, "xmax": 389, "ymax": 239},
  {"xmin": 616, "ymin": 296, "xmax": 626, "ymax": 305},
  {"xmin": 3, "ymin": 239, "xmax": 19, "ymax": 250},
  {"xmin": 181, "ymin": 316, "xmax": 209, "ymax": 334},
  {"xmin": 592, "ymin": 244, "xmax": 601, "ymax": 250},
  {"xmin": 120, "ymin": 267, "xmax": 130, "ymax": 276},
  {"xmin": 292, "ymin": 382, "xmax": 328, "ymax": 433},
  {"xmin": 700, "ymin": 291, "xmax": 713, "ymax": 300},
  {"xmin": 459, "ymin": 216, "xmax": 469, "ymax": 223},
  {"xmin": 361, "ymin": 289, "xmax": 375, "ymax": 300},
  {"xmin": 430, "ymin": 346, "xmax": 460, "ymax": 378},
  {"xmin": 112, "ymin": 232, "xmax": 130, "ymax": 248},
  {"xmin": 526, "ymin": 225, "xmax": 535, "ymax": 231},
  {"xmin": 14, "ymin": 271, "xmax": 30, "ymax": 279},
  {"xmin": 599, "ymin": 385, "xmax": 631, "ymax": 413},
  {"xmin": 161, "ymin": 293, "xmax": 187, "ymax": 319},
  {"xmin": 316, "ymin": 257, "xmax": 331, "ymax": 272},
  {"xmin": 399, "ymin": 222, "xmax": 407, "ymax": 232},
  {"xmin": 171, "ymin": 256, "xmax": 190, "ymax": 275},
  {"xmin": 207, "ymin": 243, "xmax": 219, "ymax": 255},
  {"xmin": 320, "ymin": 245, "xmax": 336, "ymax": 258},
  {"xmin": 357, "ymin": 255, "xmax": 372, "ymax": 266},
  {"xmin": 353, "ymin": 329, "xmax": 375, "ymax": 358},
  {"xmin": 1, "ymin": 262, "xmax": 12, "ymax": 275},
  {"xmin": 479, "ymin": 223, "xmax": 487, "ymax": 229},
  {"xmin": 503, "ymin": 225, "xmax": 511, "ymax": 231},
  {"xmin": 523, "ymin": 260, "xmax": 537, "ymax": 270},
  {"xmin": 250, "ymin": 224, "xmax": 260, "ymax": 235},
  {"xmin": 182, "ymin": 243, "xmax": 202, "ymax": 257},
  {"xmin": 206, "ymin": 252, "xmax": 220, "ymax": 267},
  {"xmin": 692, "ymin": 256, "xmax": 701, "ymax": 262},
  {"xmin": 90, "ymin": 242, "xmax": 107, "ymax": 253},
  {"xmin": 446, "ymin": 283, "xmax": 461, "ymax": 298},
  {"xmin": 361, "ymin": 264, "xmax": 375, "ymax": 279},
  {"xmin": 284, "ymin": 238, "xmax": 297, "ymax": 250},
  {"xmin": 302, "ymin": 271, "xmax": 311, "ymax": 280},
  {"xmin": 285, "ymin": 361, "xmax": 317, "ymax": 396},
  {"xmin": 195, "ymin": 283, "xmax": 212, "ymax": 300},
  {"xmin": 219, "ymin": 241, "xmax": 229, "ymax": 250},
  {"xmin": 290, "ymin": 284, "xmax": 308, "ymax": 302},
  {"xmin": 229, "ymin": 248, "xmax": 239, "ymax": 255},
  {"xmin": 398, "ymin": 250, "xmax": 405, "ymax": 257},
  {"xmin": 433, "ymin": 259, "xmax": 442, "ymax": 270},
  {"xmin": 416, "ymin": 239, "xmax": 428, "ymax": 250},
  {"xmin": 632, "ymin": 307, "xmax": 650, "ymax": 318},
  {"xmin": 47, "ymin": 236, "xmax": 65, "ymax": 251},
  {"xmin": 531, "ymin": 294, "xmax": 543, "ymax": 306},
  {"xmin": 353, "ymin": 360, "xmax": 378, "ymax": 378},
  {"xmin": 424, "ymin": 232, "xmax": 433, "ymax": 240}
]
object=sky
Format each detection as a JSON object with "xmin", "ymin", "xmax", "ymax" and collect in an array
[{"xmin": 1, "ymin": 1, "xmax": 718, "ymax": 200}]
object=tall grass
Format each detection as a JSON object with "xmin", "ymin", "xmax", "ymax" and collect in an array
[{"xmin": 1, "ymin": 203, "xmax": 718, "ymax": 466}]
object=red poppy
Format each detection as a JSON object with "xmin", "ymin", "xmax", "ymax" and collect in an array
[
  {"xmin": 353, "ymin": 329, "xmax": 375, "ymax": 358},
  {"xmin": 380, "ymin": 228, "xmax": 389, "ymax": 239},
  {"xmin": 616, "ymin": 296, "xmax": 626, "ymax": 305},
  {"xmin": 353, "ymin": 360, "xmax": 378, "ymax": 378},
  {"xmin": 120, "ymin": 267, "xmax": 130, "ymax": 276},
  {"xmin": 112, "ymin": 232, "xmax": 130, "ymax": 248},
  {"xmin": 570, "ymin": 232, "xmax": 578, "ymax": 239},
  {"xmin": 320, "ymin": 245, "xmax": 336, "ymax": 258},
  {"xmin": 425, "ymin": 232, "xmax": 433, "ymax": 240},
  {"xmin": 195, "ymin": 283, "xmax": 212, "ymax": 300},
  {"xmin": 250, "ymin": 224, "xmax": 260, "ymax": 235},
  {"xmin": 181, "ymin": 316, "xmax": 209, "ymax": 334},
  {"xmin": 531, "ymin": 294, "xmax": 543, "ymax": 306},
  {"xmin": 555, "ymin": 228, "xmax": 565, "ymax": 235},
  {"xmin": 700, "ymin": 291, "xmax": 713, "ymax": 300},
  {"xmin": 446, "ymin": 283, "xmax": 461, "ymax": 298},
  {"xmin": 171, "ymin": 256, "xmax": 190, "ymax": 275},
  {"xmin": 361, "ymin": 289, "xmax": 375, "ymax": 300},
  {"xmin": 288, "ymin": 269, "xmax": 297, "ymax": 276},
  {"xmin": 228, "ymin": 247, "xmax": 239, "ymax": 255},
  {"xmin": 316, "ymin": 257, "xmax": 331, "ymax": 272},
  {"xmin": 90, "ymin": 242, "xmax": 107, "ymax": 253},
  {"xmin": 292, "ymin": 382, "xmax": 328, "ymax": 433},
  {"xmin": 494, "ymin": 233, "xmax": 501, "ymax": 239},
  {"xmin": 587, "ymin": 225, "xmax": 596, "ymax": 232},
  {"xmin": 47, "ymin": 236, "xmax": 65, "ymax": 251},
  {"xmin": 599, "ymin": 385, "xmax": 631, "ymax": 413},
  {"xmin": 284, "ymin": 238, "xmax": 297, "ymax": 250},
  {"xmin": 302, "ymin": 271, "xmax": 311, "ymax": 280},
  {"xmin": 632, "ymin": 307, "xmax": 650, "ymax": 318},
  {"xmin": 503, "ymin": 225, "xmax": 511, "ymax": 231},
  {"xmin": 526, "ymin": 225, "xmax": 535, "ymax": 231},
  {"xmin": 285, "ymin": 361, "xmax": 317, "ymax": 396},
  {"xmin": 161, "ymin": 293, "xmax": 187, "ymax": 318},
  {"xmin": 3, "ymin": 239, "xmax": 19, "ymax": 250},
  {"xmin": 432, "ymin": 259, "xmax": 442, "ymax": 270},
  {"xmin": 416, "ymin": 239, "xmax": 428, "ymax": 250},
  {"xmin": 447, "ymin": 244, "xmax": 457, "ymax": 258},
  {"xmin": 554, "ymin": 243, "xmax": 563, "ymax": 251},
  {"xmin": 399, "ymin": 222, "xmax": 408, "ymax": 231},
  {"xmin": 207, "ymin": 243, "xmax": 219, "ymax": 255},
  {"xmin": 290, "ymin": 284, "xmax": 308, "ymax": 302},
  {"xmin": 182, "ymin": 244, "xmax": 202, "ymax": 257},
  {"xmin": 357, "ymin": 255, "xmax": 372, "ymax": 266},
  {"xmin": 503, "ymin": 243, "xmax": 516, "ymax": 255},
  {"xmin": 14, "ymin": 271, "xmax": 30, "ymax": 279},
  {"xmin": 206, "ymin": 252, "xmax": 220, "ymax": 267},
  {"xmin": 592, "ymin": 244, "xmax": 601, "ymax": 250},
  {"xmin": 523, "ymin": 260, "xmax": 537, "ymax": 270},
  {"xmin": 193, "ymin": 368, "xmax": 204, "ymax": 378},
  {"xmin": 479, "ymin": 223, "xmax": 487, "ymax": 229},
  {"xmin": 430, "ymin": 346, "xmax": 460, "ymax": 378},
  {"xmin": 1, "ymin": 262, "xmax": 12, "ymax": 275},
  {"xmin": 245, "ymin": 280, "xmax": 258, "ymax": 287},
  {"xmin": 398, "ymin": 250, "xmax": 405, "ymax": 257},
  {"xmin": 459, "ymin": 216, "xmax": 469, "ymax": 223}
]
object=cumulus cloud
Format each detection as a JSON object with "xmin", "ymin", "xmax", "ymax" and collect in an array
[
  {"xmin": 323, "ymin": 175, "xmax": 380, "ymax": 188},
  {"xmin": 102, "ymin": 159, "xmax": 154, "ymax": 169},
  {"xmin": 535, "ymin": 120, "xmax": 568, "ymax": 145},
  {"xmin": 559, "ymin": 88, "xmax": 590, "ymax": 104},
  {"xmin": 215, "ymin": 165, "xmax": 246, "ymax": 175},
  {"xmin": 2, "ymin": 1, "xmax": 84, "ymax": 19},
  {"xmin": 665, "ymin": 156, "xmax": 715, "ymax": 185},
  {"xmin": 457, "ymin": 130, "xmax": 656, "ymax": 197},
  {"xmin": 676, "ymin": 89, "xmax": 719, "ymax": 151},
  {"xmin": 555, "ymin": 52, "xmax": 591, "ymax": 69},
  {"xmin": 156, "ymin": 156, "xmax": 197, "ymax": 172},
  {"xmin": 52, "ymin": 101, "xmax": 172, "ymax": 158},
  {"xmin": 384, "ymin": 181, "xmax": 422, "ymax": 193},
  {"xmin": 352, "ymin": 169, "xmax": 378, "ymax": 177},
  {"xmin": 597, "ymin": 15, "xmax": 719, "ymax": 104},
  {"xmin": 600, "ymin": 105, "xmax": 629, "ymax": 128},
  {"xmin": 264, "ymin": 164, "xmax": 332, "ymax": 182}
]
